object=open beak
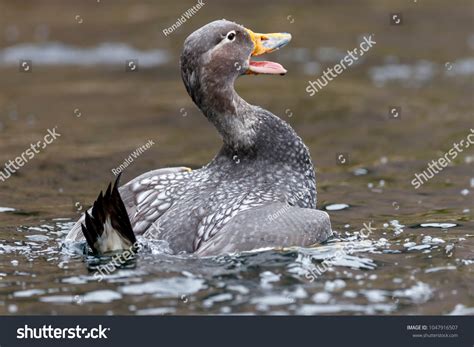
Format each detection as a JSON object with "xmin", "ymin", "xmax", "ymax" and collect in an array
[{"xmin": 245, "ymin": 28, "xmax": 291, "ymax": 75}]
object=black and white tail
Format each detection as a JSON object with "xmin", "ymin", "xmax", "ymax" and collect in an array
[{"xmin": 81, "ymin": 174, "xmax": 137, "ymax": 255}]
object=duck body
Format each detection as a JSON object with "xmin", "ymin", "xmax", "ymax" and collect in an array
[
  {"xmin": 123, "ymin": 109, "xmax": 320, "ymax": 255},
  {"xmin": 66, "ymin": 19, "xmax": 332, "ymax": 256}
]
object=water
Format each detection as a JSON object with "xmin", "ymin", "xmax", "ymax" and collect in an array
[
  {"xmin": 369, "ymin": 57, "xmax": 474, "ymax": 87},
  {"xmin": 0, "ymin": 212, "xmax": 471, "ymax": 314},
  {"xmin": 0, "ymin": 42, "xmax": 169, "ymax": 68},
  {"xmin": 0, "ymin": 0, "xmax": 473, "ymax": 315}
]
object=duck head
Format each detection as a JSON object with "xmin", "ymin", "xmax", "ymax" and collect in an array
[{"xmin": 180, "ymin": 20, "xmax": 291, "ymax": 150}]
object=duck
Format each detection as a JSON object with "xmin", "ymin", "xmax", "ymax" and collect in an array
[{"xmin": 66, "ymin": 19, "xmax": 332, "ymax": 256}]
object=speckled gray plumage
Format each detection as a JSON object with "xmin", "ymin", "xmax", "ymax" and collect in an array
[{"xmin": 67, "ymin": 19, "xmax": 332, "ymax": 255}]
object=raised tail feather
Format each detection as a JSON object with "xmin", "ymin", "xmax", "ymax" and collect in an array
[{"xmin": 81, "ymin": 173, "xmax": 137, "ymax": 255}]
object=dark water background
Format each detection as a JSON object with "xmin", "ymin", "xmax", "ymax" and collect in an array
[{"xmin": 0, "ymin": 0, "xmax": 473, "ymax": 315}]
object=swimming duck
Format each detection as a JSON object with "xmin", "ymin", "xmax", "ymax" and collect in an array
[{"xmin": 66, "ymin": 19, "xmax": 332, "ymax": 256}]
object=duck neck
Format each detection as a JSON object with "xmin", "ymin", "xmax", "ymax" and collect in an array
[{"xmin": 193, "ymin": 76, "xmax": 259, "ymax": 152}]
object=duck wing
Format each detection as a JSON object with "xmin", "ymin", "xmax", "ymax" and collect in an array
[
  {"xmin": 195, "ymin": 202, "xmax": 332, "ymax": 256},
  {"xmin": 121, "ymin": 167, "xmax": 192, "ymax": 234},
  {"xmin": 65, "ymin": 167, "xmax": 192, "ymax": 243}
]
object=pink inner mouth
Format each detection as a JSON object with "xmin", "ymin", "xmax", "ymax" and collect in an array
[{"xmin": 248, "ymin": 60, "xmax": 287, "ymax": 75}]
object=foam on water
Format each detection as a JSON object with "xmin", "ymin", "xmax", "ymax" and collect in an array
[
  {"xmin": 324, "ymin": 203, "xmax": 350, "ymax": 211},
  {"xmin": 369, "ymin": 57, "xmax": 474, "ymax": 87},
  {"xmin": 0, "ymin": 42, "xmax": 169, "ymax": 67},
  {"xmin": 449, "ymin": 304, "xmax": 474, "ymax": 315},
  {"xmin": 0, "ymin": 217, "xmax": 470, "ymax": 314},
  {"xmin": 82, "ymin": 290, "xmax": 123, "ymax": 303},
  {"xmin": 119, "ymin": 277, "xmax": 206, "ymax": 297},
  {"xmin": 419, "ymin": 222, "xmax": 458, "ymax": 229}
]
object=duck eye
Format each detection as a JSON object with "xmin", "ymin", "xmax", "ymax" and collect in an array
[{"xmin": 226, "ymin": 31, "xmax": 236, "ymax": 41}]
